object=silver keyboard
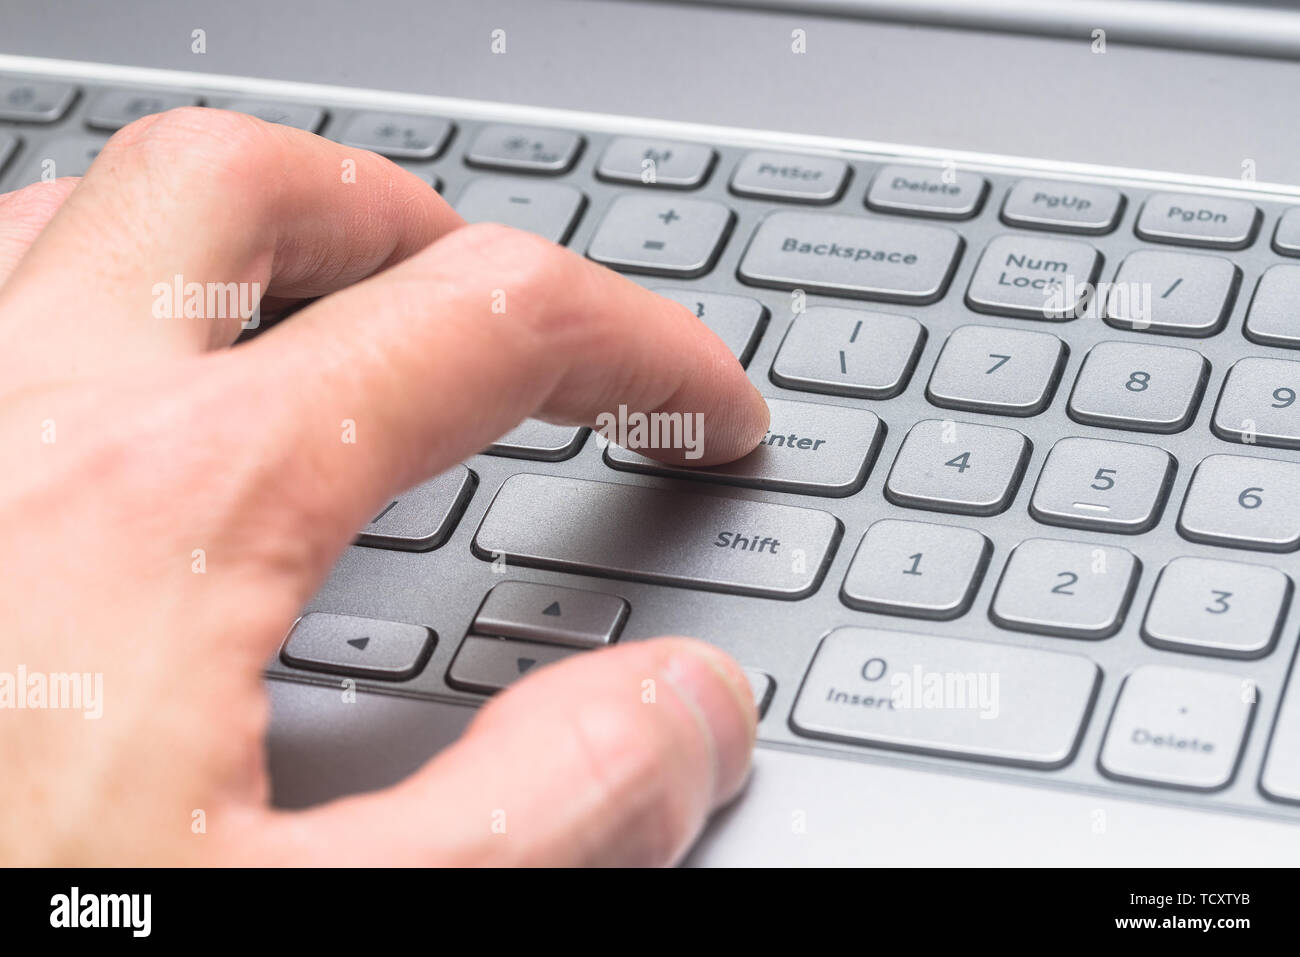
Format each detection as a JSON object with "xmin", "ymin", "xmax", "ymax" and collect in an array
[{"xmin": 7, "ymin": 69, "xmax": 1300, "ymax": 818}]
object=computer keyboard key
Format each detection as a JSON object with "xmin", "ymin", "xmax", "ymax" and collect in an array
[
  {"xmin": 455, "ymin": 177, "xmax": 586, "ymax": 244},
  {"xmin": 743, "ymin": 670, "xmax": 775, "ymax": 718},
  {"xmin": 990, "ymin": 538, "xmax": 1139, "ymax": 639},
  {"xmin": 597, "ymin": 137, "xmax": 716, "ymax": 188},
  {"xmin": 840, "ymin": 519, "xmax": 991, "ymax": 620},
  {"xmin": 1272, "ymin": 206, "xmax": 1300, "ymax": 257},
  {"xmin": 1104, "ymin": 250, "xmax": 1239, "ymax": 337},
  {"xmin": 884, "ymin": 419, "xmax": 1030, "ymax": 516},
  {"xmin": 587, "ymin": 194, "xmax": 733, "ymax": 277},
  {"xmin": 655, "ymin": 289, "xmax": 768, "ymax": 365},
  {"xmin": 1135, "ymin": 191, "xmax": 1260, "ymax": 249},
  {"xmin": 1066, "ymin": 340, "xmax": 1208, "ymax": 433},
  {"xmin": 737, "ymin": 211, "xmax": 962, "ymax": 304},
  {"xmin": 338, "ymin": 110, "xmax": 452, "ymax": 159},
  {"xmin": 790, "ymin": 627, "xmax": 1100, "ymax": 768},
  {"xmin": 1244, "ymin": 264, "xmax": 1300, "ymax": 348},
  {"xmin": 10, "ymin": 135, "xmax": 105, "ymax": 186},
  {"xmin": 1177, "ymin": 453, "xmax": 1300, "ymax": 551},
  {"xmin": 965, "ymin": 234, "xmax": 1102, "ymax": 320},
  {"xmin": 0, "ymin": 133, "xmax": 16, "ymax": 175},
  {"xmin": 355, "ymin": 465, "xmax": 475, "ymax": 551},
  {"xmin": 925, "ymin": 324, "xmax": 1066, "ymax": 416},
  {"xmin": 0, "ymin": 78, "xmax": 76, "ymax": 122},
  {"xmin": 281, "ymin": 612, "xmax": 434, "ymax": 681},
  {"xmin": 1142, "ymin": 557, "xmax": 1290, "ymax": 658},
  {"xmin": 447, "ymin": 635, "xmax": 578, "ymax": 694},
  {"xmin": 1212, "ymin": 357, "xmax": 1300, "ymax": 449},
  {"xmin": 1000, "ymin": 178, "xmax": 1124, "ymax": 234},
  {"xmin": 465, "ymin": 124, "xmax": 582, "ymax": 173},
  {"xmin": 486, "ymin": 420, "xmax": 587, "ymax": 461},
  {"xmin": 1029, "ymin": 437, "xmax": 1175, "ymax": 534},
  {"xmin": 473, "ymin": 474, "xmax": 841, "ymax": 599},
  {"xmin": 221, "ymin": 98, "xmax": 324, "ymax": 131},
  {"xmin": 1262, "ymin": 674, "xmax": 1300, "ymax": 802},
  {"xmin": 603, "ymin": 397, "xmax": 883, "ymax": 497},
  {"xmin": 472, "ymin": 581, "xmax": 628, "ymax": 648},
  {"xmin": 769, "ymin": 306, "xmax": 924, "ymax": 399},
  {"xmin": 84, "ymin": 88, "xmax": 200, "ymax": 130},
  {"xmin": 729, "ymin": 151, "xmax": 849, "ymax": 204},
  {"xmin": 1099, "ymin": 665, "xmax": 1255, "ymax": 791},
  {"xmin": 398, "ymin": 165, "xmax": 442, "ymax": 192},
  {"xmin": 865, "ymin": 163, "xmax": 988, "ymax": 220}
]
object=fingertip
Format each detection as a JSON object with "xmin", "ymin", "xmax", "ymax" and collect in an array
[{"xmin": 654, "ymin": 637, "xmax": 758, "ymax": 807}]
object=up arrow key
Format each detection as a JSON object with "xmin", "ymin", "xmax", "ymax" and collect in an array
[
  {"xmin": 469, "ymin": 582, "xmax": 631, "ymax": 648},
  {"xmin": 347, "ymin": 636, "xmax": 371, "ymax": 651},
  {"xmin": 516, "ymin": 657, "xmax": 537, "ymax": 674}
]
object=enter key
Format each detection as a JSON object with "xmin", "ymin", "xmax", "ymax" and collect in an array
[{"xmin": 603, "ymin": 397, "xmax": 884, "ymax": 497}]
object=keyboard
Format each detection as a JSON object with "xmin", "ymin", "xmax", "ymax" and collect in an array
[{"xmin": 7, "ymin": 68, "xmax": 1300, "ymax": 820}]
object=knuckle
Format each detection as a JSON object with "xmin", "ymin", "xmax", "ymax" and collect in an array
[
  {"xmin": 444, "ymin": 219, "xmax": 566, "ymax": 297},
  {"xmin": 446, "ymin": 221, "xmax": 562, "ymax": 283},
  {"xmin": 99, "ymin": 106, "xmax": 285, "ymax": 190},
  {"xmin": 436, "ymin": 222, "xmax": 577, "ymax": 329}
]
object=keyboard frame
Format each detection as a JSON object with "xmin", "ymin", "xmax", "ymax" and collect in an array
[{"xmin": 6, "ymin": 55, "xmax": 1300, "ymax": 824}]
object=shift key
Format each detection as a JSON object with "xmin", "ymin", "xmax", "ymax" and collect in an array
[{"xmin": 473, "ymin": 474, "xmax": 841, "ymax": 599}]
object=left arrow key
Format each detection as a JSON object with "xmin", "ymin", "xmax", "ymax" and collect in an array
[{"xmin": 280, "ymin": 613, "xmax": 434, "ymax": 681}]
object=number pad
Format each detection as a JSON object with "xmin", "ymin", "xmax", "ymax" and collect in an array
[
  {"xmin": 925, "ymin": 324, "xmax": 1066, "ymax": 416},
  {"xmin": 840, "ymin": 519, "xmax": 992, "ymax": 620},
  {"xmin": 1067, "ymin": 341, "xmax": 1208, "ymax": 433},
  {"xmin": 770, "ymin": 306, "xmax": 924, "ymax": 399},
  {"xmin": 1177, "ymin": 453, "xmax": 1300, "ymax": 551},
  {"xmin": 990, "ymin": 538, "xmax": 1139, "ymax": 639},
  {"xmin": 884, "ymin": 419, "xmax": 1031, "ymax": 516},
  {"xmin": 1142, "ymin": 557, "xmax": 1291, "ymax": 658},
  {"xmin": 1211, "ymin": 357, "xmax": 1300, "ymax": 449},
  {"xmin": 1029, "ymin": 437, "xmax": 1174, "ymax": 533}
]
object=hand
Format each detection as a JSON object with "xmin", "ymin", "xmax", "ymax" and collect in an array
[{"xmin": 0, "ymin": 108, "xmax": 769, "ymax": 866}]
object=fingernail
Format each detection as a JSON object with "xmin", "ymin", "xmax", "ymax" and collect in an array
[{"xmin": 661, "ymin": 643, "xmax": 756, "ymax": 806}]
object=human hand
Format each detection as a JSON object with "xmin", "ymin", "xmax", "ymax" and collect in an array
[{"xmin": 0, "ymin": 108, "xmax": 769, "ymax": 866}]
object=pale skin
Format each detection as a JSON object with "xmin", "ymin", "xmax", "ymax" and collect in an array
[{"xmin": 0, "ymin": 109, "xmax": 771, "ymax": 866}]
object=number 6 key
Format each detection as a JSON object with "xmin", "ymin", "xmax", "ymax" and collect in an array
[{"xmin": 1178, "ymin": 453, "xmax": 1300, "ymax": 551}]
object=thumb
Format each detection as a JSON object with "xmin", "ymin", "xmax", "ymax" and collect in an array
[{"xmin": 257, "ymin": 638, "xmax": 757, "ymax": 866}]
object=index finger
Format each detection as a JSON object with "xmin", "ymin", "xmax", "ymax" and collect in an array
[{"xmin": 217, "ymin": 222, "xmax": 770, "ymax": 584}]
